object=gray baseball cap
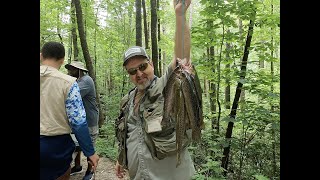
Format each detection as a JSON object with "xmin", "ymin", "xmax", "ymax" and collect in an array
[
  {"xmin": 65, "ymin": 61, "xmax": 88, "ymax": 72},
  {"xmin": 123, "ymin": 46, "xmax": 149, "ymax": 66}
]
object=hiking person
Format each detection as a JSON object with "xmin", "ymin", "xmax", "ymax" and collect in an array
[
  {"xmin": 65, "ymin": 60, "xmax": 99, "ymax": 180},
  {"xmin": 40, "ymin": 41, "xmax": 99, "ymax": 180}
]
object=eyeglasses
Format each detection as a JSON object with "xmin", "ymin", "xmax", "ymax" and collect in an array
[{"xmin": 127, "ymin": 62, "xmax": 149, "ymax": 75}]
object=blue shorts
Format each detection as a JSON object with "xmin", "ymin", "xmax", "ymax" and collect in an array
[{"xmin": 40, "ymin": 134, "xmax": 75, "ymax": 180}]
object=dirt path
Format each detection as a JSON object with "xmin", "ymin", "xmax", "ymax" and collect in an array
[{"xmin": 69, "ymin": 152, "xmax": 128, "ymax": 180}]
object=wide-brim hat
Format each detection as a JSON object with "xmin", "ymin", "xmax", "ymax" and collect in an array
[
  {"xmin": 65, "ymin": 61, "xmax": 88, "ymax": 72},
  {"xmin": 123, "ymin": 46, "xmax": 149, "ymax": 66}
]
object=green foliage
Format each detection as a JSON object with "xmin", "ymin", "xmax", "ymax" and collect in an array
[
  {"xmin": 192, "ymin": 158, "xmax": 226, "ymax": 180},
  {"xmin": 40, "ymin": 0, "xmax": 280, "ymax": 179},
  {"xmin": 253, "ymin": 174, "xmax": 270, "ymax": 180},
  {"xmin": 95, "ymin": 123, "xmax": 118, "ymax": 161}
]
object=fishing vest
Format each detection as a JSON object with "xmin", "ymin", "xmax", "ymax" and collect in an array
[
  {"xmin": 40, "ymin": 65, "xmax": 77, "ymax": 136},
  {"xmin": 115, "ymin": 77, "xmax": 191, "ymax": 169}
]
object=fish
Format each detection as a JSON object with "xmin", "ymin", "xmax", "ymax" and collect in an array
[{"xmin": 163, "ymin": 60, "xmax": 204, "ymax": 167}]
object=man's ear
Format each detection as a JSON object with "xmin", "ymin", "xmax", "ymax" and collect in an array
[
  {"xmin": 58, "ymin": 58, "xmax": 65, "ymax": 66},
  {"xmin": 148, "ymin": 59, "xmax": 154, "ymax": 67}
]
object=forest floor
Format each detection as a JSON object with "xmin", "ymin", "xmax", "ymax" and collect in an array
[{"xmin": 69, "ymin": 152, "xmax": 129, "ymax": 180}]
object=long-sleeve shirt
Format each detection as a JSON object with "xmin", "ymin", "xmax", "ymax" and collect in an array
[
  {"xmin": 66, "ymin": 82, "xmax": 95, "ymax": 157},
  {"xmin": 77, "ymin": 74, "xmax": 99, "ymax": 134}
]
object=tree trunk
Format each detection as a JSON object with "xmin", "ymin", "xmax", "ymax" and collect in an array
[
  {"xmin": 157, "ymin": 0, "xmax": 162, "ymax": 76},
  {"xmin": 162, "ymin": 50, "xmax": 166, "ymax": 74},
  {"xmin": 225, "ymin": 41, "xmax": 231, "ymax": 109},
  {"xmin": 73, "ymin": 0, "xmax": 105, "ymax": 127},
  {"xmin": 216, "ymin": 24, "xmax": 226, "ymax": 135},
  {"xmin": 204, "ymin": 77, "xmax": 207, "ymax": 97},
  {"xmin": 150, "ymin": 0, "xmax": 159, "ymax": 76},
  {"xmin": 71, "ymin": 0, "xmax": 79, "ymax": 61},
  {"xmin": 142, "ymin": 0, "xmax": 149, "ymax": 49},
  {"xmin": 221, "ymin": 12, "xmax": 256, "ymax": 176},
  {"xmin": 57, "ymin": 13, "xmax": 63, "ymax": 44},
  {"xmin": 238, "ymin": 19, "xmax": 246, "ymax": 110},
  {"xmin": 135, "ymin": 0, "xmax": 142, "ymax": 46},
  {"xmin": 208, "ymin": 20, "xmax": 218, "ymax": 134},
  {"xmin": 208, "ymin": 43, "xmax": 218, "ymax": 158}
]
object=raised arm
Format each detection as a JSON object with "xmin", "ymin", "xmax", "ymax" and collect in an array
[{"xmin": 172, "ymin": 0, "xmax": 191, "ymax": 69}]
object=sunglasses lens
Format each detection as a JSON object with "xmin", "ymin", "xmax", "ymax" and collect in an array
[
  {"xmin": 139, "ymin": 63, "xmax": 148, "ymax": 71},
  {"xmin": 127, "ymin": 62, "xmax": 148, "ymax": 75},
  {"xmin": 128, "ymin": 69, "xmax": 137, "ymax": 75}
]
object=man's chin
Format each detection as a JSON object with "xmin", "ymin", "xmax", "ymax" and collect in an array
[{"xmin": 136, "ymin": 80, "xmax": 151, "ymax": 90}]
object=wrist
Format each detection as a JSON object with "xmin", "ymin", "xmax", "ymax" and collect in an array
[
  {"xmin": 175, "ymin": 15, "xmax": 186, "ymax": 20},
  {"xmin": 175, "ymin": 12, "xmax": 187, "ymax": 17}
]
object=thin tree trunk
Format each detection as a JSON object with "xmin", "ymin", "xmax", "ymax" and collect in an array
[
  {"xmin": 221, "ymin": 12, "xmax": 256, "ymax": 176},
  {"xmin": 225, "ymin": 40, "xmax": 231, "ymax": 109},
  {"xmin": 157, "ymin": 0, "xmax": 162, "ymax": 76},
  {"xmin": 93, "ymin": 2, "xmax": 102, "ymax": 78},
  {"xmin": 208, "ymin": 50, "xmax": 216, "ymax": 128},
  {"xmin": 150, "ymin": 0, "xmax": 159, "ymax": 76},
  {"xmin": 57, "ymin": 13, "xmax": 63, "ymax": 44},
  {"xmin": 207, "ymin": 20, "xmax": 218, "ymax": 135},
  {"xmin": 216, "ymin": 24, "xmax": 225, "ymax": 135},
  {"xmin": 208, "ymin": 44, "xmax": 217, "ymax": 158},
  {"xmin": 204, "ymin": 78, "xmax": 207, "ymax": 97},
  {"xmin": 71, "ymin": 0, "xmax": 79, "ymax": 60},
  {"xmin": 238, "ymin": 125, "xmax": 249, "ymax": 179},
  {"xmin": 162, "ymin": 50, "xmax": 166, "ymax": 74},
  {"xmin": 136, "ymin": 0, "xmax": 142, "ymax": 46},
  {"xmin": 73, "ymin": 0, "xmax": 105, "ymax": 127},
  {"xmin": 142, "ymin": 0, "xmax": 149, "ymax": 49},
  {"xmin": 238, "ymin": 19, "xmax": 246, "ymax": 110}
]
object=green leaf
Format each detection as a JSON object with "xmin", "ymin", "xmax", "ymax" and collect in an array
[
  {"xmin": 253, "ymin": 174, "xmax": 270, "ymax": 180},
  {"xmin": 238, "ymin": 78, "xmax": 246, "ymax": 84},
  {"xmin": 242, "ymin": 119, "xmax": 248, "ymax": 126},
  {"xmin": 264, "ymin": 123, "xmax": 272, "ymax": 132},
  {"xmin": 222, "ymin": 116, "xmax": 235, "ymax": 122}
]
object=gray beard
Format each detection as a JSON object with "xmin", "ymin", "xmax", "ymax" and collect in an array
[{"xmin": 136, "ymin": 79, "xmax": 152, "ymax": 90}]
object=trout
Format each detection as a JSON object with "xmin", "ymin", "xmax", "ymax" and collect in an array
[{"xmin": 163, "ymin": 60, "xmax": 204, "ymax": 167}]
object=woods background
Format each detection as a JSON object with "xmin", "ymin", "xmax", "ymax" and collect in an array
[{"xmin": 40, "ymin": 0, "xmax": 280, "ymax": 179}]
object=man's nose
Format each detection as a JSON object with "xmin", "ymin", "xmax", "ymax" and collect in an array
[{"xmin": 136, "ymin": 69, "xmax": 144, "ymax": 76}]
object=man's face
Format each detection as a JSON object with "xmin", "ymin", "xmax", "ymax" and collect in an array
[
  {"xmin": 67, "ymin": 66, "xmax": 79, "ymax": 78},
  {"xmin": 125, "ymin": 57, "xmax": 154, "ymax": 90}
]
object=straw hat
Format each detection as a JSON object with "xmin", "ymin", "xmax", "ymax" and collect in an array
[{"xmin": 65, "ymin": 61, "xmax": 88, "ymax": 72}]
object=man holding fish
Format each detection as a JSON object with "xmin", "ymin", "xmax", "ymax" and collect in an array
[{"xmin": 115, "ymin": 0, "xmax": 203, "ymax": 179}]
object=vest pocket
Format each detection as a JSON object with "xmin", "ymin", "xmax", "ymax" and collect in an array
[{"xmin": 145, "ymin": 128, "xmax": 176, "ymax": 160}]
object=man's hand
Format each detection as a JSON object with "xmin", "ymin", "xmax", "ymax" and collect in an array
[
  {"xmin": 88, "ymin": 153, "xmax": 99, "ymax": 172},
  {"xmin": 115, "ymin": 160, "xmax": 125, "ymax": 179},
  {"xmin": 173, "ymin": 0, "xmax": 191, "ymax": 16}
]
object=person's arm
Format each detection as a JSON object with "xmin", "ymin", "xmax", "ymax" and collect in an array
[
  {"xmin": 66, "ymin": 82, "xmax": 99, "ymax": 170},
  {"xmin": 172, "ymin": 0, "xmax": 191, "ymax": 69},
  {"xmin": 65, "ymin": 82, "xmax": 95, "ymax": 156}
]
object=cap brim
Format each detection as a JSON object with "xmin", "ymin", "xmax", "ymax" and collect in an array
[
  {"xmin": 64, "ymin": 64, "xmax": 72, "ymax": 69},
  {"xmin": 123, "ymin": 54, "xmax": 148, "ymax": 66},
  {"xmin": 65, "ymin": 64, "xmax": 88, "ymax": 71}
]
